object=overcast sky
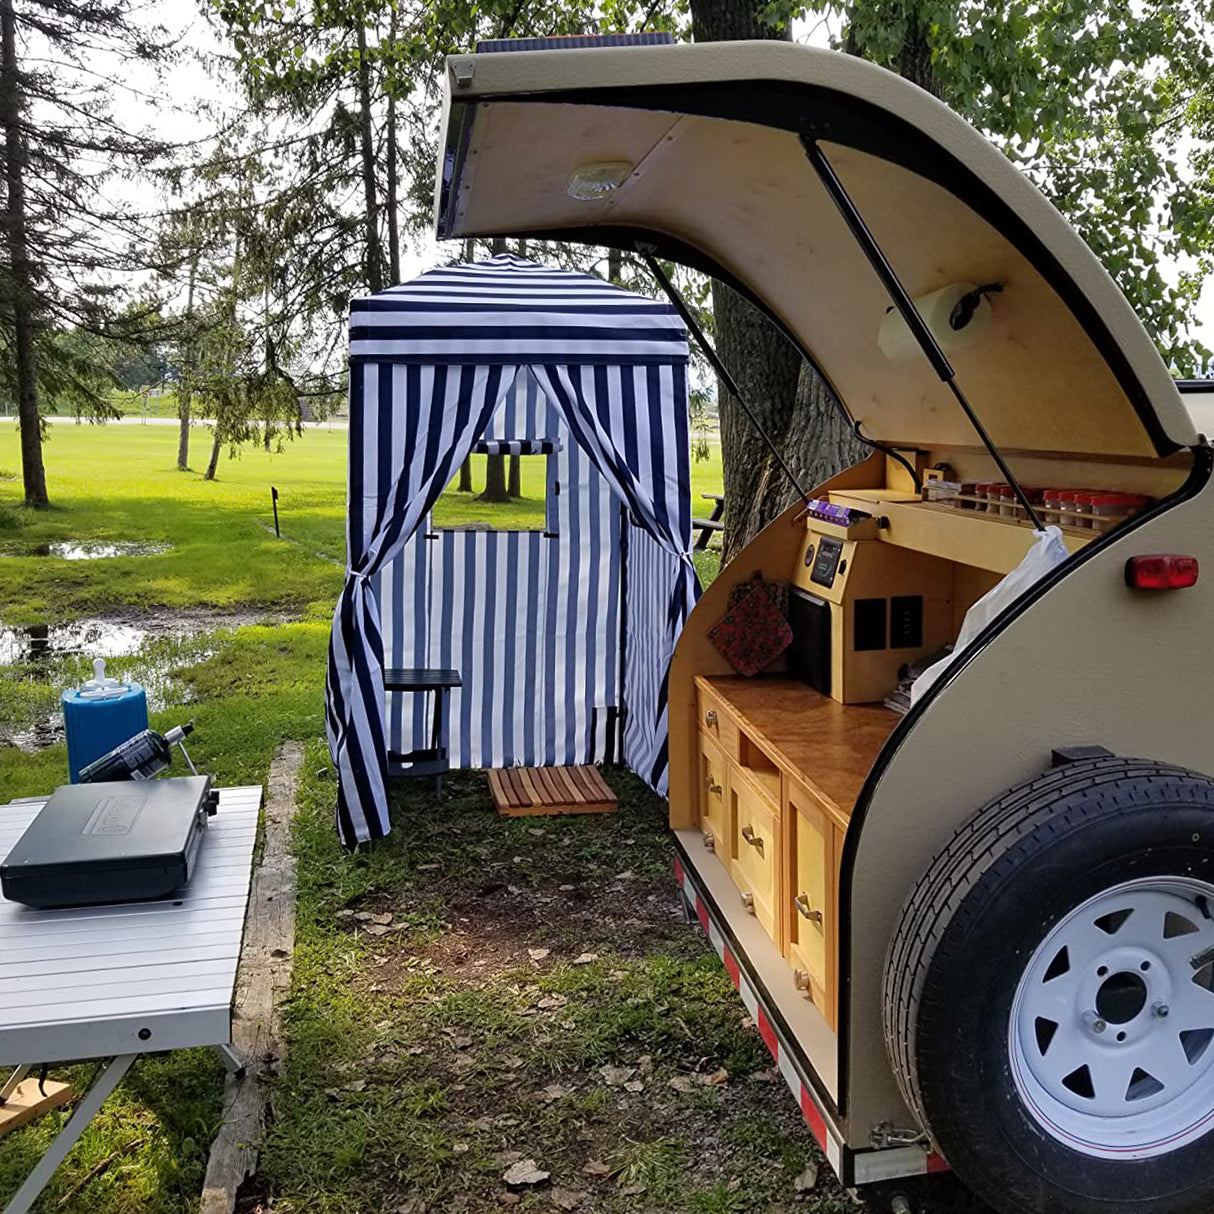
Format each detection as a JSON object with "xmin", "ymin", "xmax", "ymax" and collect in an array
[{"xmin": 131, "ymin": 4, "xmax": 1213, "ymax": 361}]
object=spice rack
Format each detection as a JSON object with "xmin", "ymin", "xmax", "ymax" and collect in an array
[
  {"xmin": 828, "ymin": 490, "xmax": 1091, "ymax": 576},
  {"xmin": 920, "ymin": 482, "xmax": 1153, "ymax": 532}
]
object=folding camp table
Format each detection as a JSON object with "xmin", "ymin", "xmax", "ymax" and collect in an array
[{"xmin": 0, "ymin": 785, "xmax": 262, "ymax": 1214}]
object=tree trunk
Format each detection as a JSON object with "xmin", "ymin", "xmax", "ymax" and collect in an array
[
  {"xmin": 204, "ymin": 431, "xmax": 221, "ymax": 481},
  {"xmin": 356, "ymin": 22, "xmax": 384, "ymax": 293},
  {"xmin": 711, "ymin": 280, "xmax": 806, "ymax": 563},
  {"xmin": 458, "ymin": 458, "xmax": 472, "ymax": 492},
  {"xmin": 608, "ymin": 246, "xmax": 622, "ymax": 283},
  {"xmin": 384, "ymin": 7, "xmax": 400, "ymax": 284},
  {"xmin": 479, "ymin": 454, "xmax": 508, "ymax": 503},
  {"xmin": 508, "ymin": 453, "xmax": 520, "ymax": 497},
  {"xmin": 177, "ymin": 249, "xmax": 198, "ymax": 471},
  {"xmin": 690, "ymin": 0, "xmax": 865, "ymax": 563},
  {"xmin": 0, "ymin": 0, "xmax": 46, "ymax": 508}
]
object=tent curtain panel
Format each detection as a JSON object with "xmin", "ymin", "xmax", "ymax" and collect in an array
[{"xmin": 325, "ymin": 361, "xmax": 517, "ymax": 846}]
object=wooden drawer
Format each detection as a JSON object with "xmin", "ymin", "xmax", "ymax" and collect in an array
[
  {"xmin": 697, "ymin": 734, "xmax": 730, "ymax": 858},
  {"xmin": 785, "ymin": 780, "xmax": 836, "ymax": 1026},
  {"xmin": 731, "ymin": 779, "xmax": 779, "ymax": 940},
  {"xmin": 697, "ymin": 683, "xmax": 739, "ymax": 759}
]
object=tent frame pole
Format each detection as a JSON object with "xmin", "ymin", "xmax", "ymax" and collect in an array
[{"xmin": 616, "ymin": 500, "xmax": 628, "ymax": 764}]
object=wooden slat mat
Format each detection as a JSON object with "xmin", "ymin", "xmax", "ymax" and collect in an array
[{"xmin": 487, "ymin": 766, "xmax": 617, "ymax": 817}]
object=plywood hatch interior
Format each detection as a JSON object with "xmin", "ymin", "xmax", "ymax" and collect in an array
[{"xmin": 438, "ymin": 41, "xmax": 1197, "ymax": 462}]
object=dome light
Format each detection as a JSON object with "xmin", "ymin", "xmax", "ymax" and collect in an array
[{"xmin": 567, "ymin": 161, "xmax": 633, "ymax": 201}]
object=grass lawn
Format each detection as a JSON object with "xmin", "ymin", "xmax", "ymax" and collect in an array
[{"xmin": 0, "ymin": 423, "xmax": 920, "ymax": 1214}]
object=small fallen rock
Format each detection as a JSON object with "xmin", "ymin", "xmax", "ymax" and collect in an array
[
  {"xmin": 418, "ymin": 862, "xmax": 440, "ymax": 871},
  {"xmin": 354, "ymin": 911, "xmax": 374, "ymax": 922},
  {"xmin": 369, "ymin": 911, "xmax": 393, "ymax": 925},
  {"xmin": 537, "ymin": 994, "xmax": 568, "ymax": 1010},
  {"xmin": 668, "ymin": 1075, "xmax": 695, "ymax": 1093},
  {"xmin": 571, "ymin": 952, "xmax": 599, "ymax": 965},
  {"xmin": 794, "ymin": 1162, "xmax": 819, "ymax": 1193},
  {"xmin": 581, "ymin": 1160, "xmax": 610, "ymax": 1176},
  {"xmin": 550, "ymin": 1188, "xmax": 586, "ymax": 1210},
  {"xmin": 365, "ymin": 924, "xmax": 391, "ymax": 936},
  {"xmin": 559, "ymin": 884, "xmax": 576, "ymax": 892},
  {"xmin": 540, "ymin": 1084, "xmax": 571, "ymax": 1103},
  {"xmin": 623, "ymin": 1079, "xmax": 644, "ymax": 1093},
  {"xmin": 500, "ymin": 1195, "xmax": 520, "ymax": 1207},
  {"xmin": 503, "ymin": 1159, "xmax": 550, "ymax": 1187},
  {"xmin": 528, "ymin": 948, "xmax": 551, "ymax": 962},
  {"xmin": 599, "ymin": 1064, "xmax": 636, "ymax": 1087},
  {"xmin": 619, "ymin": 1181, "xmax": 645, "ymax": 1196}
]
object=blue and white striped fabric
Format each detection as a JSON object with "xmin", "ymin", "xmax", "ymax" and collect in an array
[
  {"xmin": 327, "ymin": 255, "xmax": 697, "ymax": 846},
  {"xmin": 472, "ymin": 438, "xmax": 559, "ymax": 455}
]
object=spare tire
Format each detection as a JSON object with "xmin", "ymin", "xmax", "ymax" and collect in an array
[{"xmin": 883, "ymin": 756, "xmax": 1214, "ymax": 1214}]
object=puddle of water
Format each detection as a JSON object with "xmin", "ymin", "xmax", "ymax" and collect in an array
[
  {"xmin": 0, "ymin": 541, "xmax": 172, "ymax": 560},
  {"xmin": 10, "ymin": 715, "xmax": 65, "ymax": 753},
  {"xmin": 0, "ymin": 620, "xmax": 148, "ymax": 665},
  {"xmin": 0, "ymin": 610, "xmax": 297, "ymax": 750}
]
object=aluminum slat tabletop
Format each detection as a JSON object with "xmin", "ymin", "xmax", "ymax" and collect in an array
[{"xmin": 0, "ymin": 785, "xmax": 261, "ymax": 1066}]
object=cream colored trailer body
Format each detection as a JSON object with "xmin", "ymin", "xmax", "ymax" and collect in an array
[{"xmin": 437, "ymin": 41, "xmax": 1214, "ymax": 1214}]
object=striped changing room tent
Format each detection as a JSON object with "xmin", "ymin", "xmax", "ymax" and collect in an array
[{"xmin": 325, "ymin": 255, "xmax": 699, "ymax": 846}]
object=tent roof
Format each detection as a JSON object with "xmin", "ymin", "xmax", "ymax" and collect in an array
[
  {"xmin": 433, "ymin": 41, "xmax": 1196, "ymax": 461},
  {"xmin": 349, "ymin": 255, "xmax": 688, "ymax": 366}
]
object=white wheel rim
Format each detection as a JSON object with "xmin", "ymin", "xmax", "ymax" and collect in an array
[{"xmin": 1009, "ymin": 876, "xmax": 1214, "ymax": 1159}]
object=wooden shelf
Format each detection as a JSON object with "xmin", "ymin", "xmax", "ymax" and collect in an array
[
  {"xmin": 695, "ymin": 675, "xmax": 898, "ymax": 827},
  {"xmin": 828, "ymin": 490, "xmax": 1091, "ymax": 576}
]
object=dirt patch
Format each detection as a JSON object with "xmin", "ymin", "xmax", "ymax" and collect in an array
[{"xmin": 345, "ymin": 870, "xmax": 689, "ymax": 992}]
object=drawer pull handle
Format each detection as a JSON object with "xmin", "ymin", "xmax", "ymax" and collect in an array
[
  {"xmin": 740, "ymin": 891, "xmax": 755, "ymax": 912},
  {"xmin": 702, "ymin": 829, "xmax": 715, "ymax": 851},
  {"xmin": 795, "ymin": 892, "xmax": 823, "ymax": 924},
  {"xmin": 793, "ymin": 968, "xmax": 811, "ymax": 992},
  {"xmin": 741, "ymin": 824, "xmax": 764, "ymax": 855},
  {"xmin": 705, "ymin": 709, "xmax": 718, "ymax": 727},
  {"xmin": 706, "ymin": 777, "xmax": 722, "ymax": 796}
]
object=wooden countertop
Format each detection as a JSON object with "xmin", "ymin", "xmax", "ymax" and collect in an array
[{"xmin": 696, "ymin": 675, "xmax": 899, "ymax": 824}]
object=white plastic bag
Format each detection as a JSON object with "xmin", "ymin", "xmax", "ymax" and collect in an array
[{"xmin": 910, "ymin": 525, "xmax": 1070, "ymax": 706}]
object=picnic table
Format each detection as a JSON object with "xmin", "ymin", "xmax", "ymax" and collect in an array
[
  {"xmin": 694, "ymin": 492, "xmax": 725, "ymax": 550},
  {"xmin": 0, "ymin": 785, "xmax": 262, "ymax": 1214}
]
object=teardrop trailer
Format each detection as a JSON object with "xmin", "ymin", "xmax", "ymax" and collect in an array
[{"xmin": 435, "ymin": 38, "xmax": 1214, "ymax": 1214}]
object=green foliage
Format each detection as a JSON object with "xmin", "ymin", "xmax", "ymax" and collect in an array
[{"xmin": 801, "ymin": 0, "xmax": 1214, "ymax": 372}]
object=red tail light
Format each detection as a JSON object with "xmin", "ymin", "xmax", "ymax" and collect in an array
[{"xmin": 1125, "ymin": 555, "xmax": 1199, "ymax": 590}]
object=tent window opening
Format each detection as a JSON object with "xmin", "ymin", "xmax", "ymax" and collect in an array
[{"xmin": 430, "ymin": 440, "xmax": 560, "ymax": 535}]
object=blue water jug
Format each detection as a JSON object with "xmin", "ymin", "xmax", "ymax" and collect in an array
[{"xmin": 62, "ymin": 658, "xmax": 149, "ymax": 783}]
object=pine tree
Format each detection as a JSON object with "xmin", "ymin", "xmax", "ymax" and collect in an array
[{"xmin": 0, "ymin": 0, "xmax": 171, "ymax": 506}]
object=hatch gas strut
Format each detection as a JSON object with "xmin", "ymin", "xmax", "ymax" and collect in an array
[
  {"xmin": 639, "ymin": 249, "xmax": 811, "ymax": 502},
  {"xmin": 801, "ymin": 137, "xmax": 1045, "ymax": 532}
]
